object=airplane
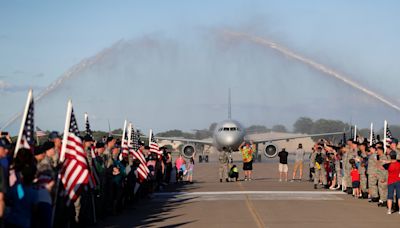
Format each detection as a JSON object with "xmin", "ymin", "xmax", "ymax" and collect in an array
[{"xmin": 156, "ymin": 89, "xmax": 345, "ymax": 162}]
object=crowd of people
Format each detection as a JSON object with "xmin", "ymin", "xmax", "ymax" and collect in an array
[
  {"xmin": 0, "ymin": 131, "xmax": 192, "ymax": 227},
  {"xmin": 289, "ymin": 139, "xmax": 400, "ymax": 215}
]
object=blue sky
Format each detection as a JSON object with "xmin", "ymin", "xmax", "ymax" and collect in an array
[{"xmin": 1, "ymin": 1, "xmax": 400, "ymax": 133}]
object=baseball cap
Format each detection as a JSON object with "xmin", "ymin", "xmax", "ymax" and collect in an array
[
  {"xmin": 83, "ymin": 134, "xmax": 94, "ymax": 142},
  {"xmin": 34, "ymin": 145, "xmax": 45, "ymax": 156},
  {"xmin": 96, "ymin": 142, "xmax": 105, "ymax": 149},
  {"xmin": 42, "ymin": 141, "xmax": 55, "ymax": 152},
  {"xmin": 48, "ymin": 131, "xmax": 61, "ymax": 140}
]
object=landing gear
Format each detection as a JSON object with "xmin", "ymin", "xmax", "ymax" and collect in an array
[{"xmin": 199, "ymin": 155, "xmax": 209, "ymax": 163}]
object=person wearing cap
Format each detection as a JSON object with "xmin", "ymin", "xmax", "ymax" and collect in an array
[
  {"xmin": 383, "ymin": 150, "xmax": 400, "ymax": 214},
  {"xmin": 312, "ymin": 145, "xmax": 327, "ymax": 189},
  {"xmin": 367, "ymin": 145, "xmax": 379, "ymax": 202},
  {"xmin": 343, "ymin": 140, "xmax": 357, "ymax": 193},
  {"xmin": 104, "ymin": 137, "xmax": 116, "ymax": 169},
  {"xmin": 35, "ymin": 142, "xmax": 55, "ymax": 177},
  {"xmin": 83, "ymin": 134, "xmax": 94, "ymax": 167},
  {"xmin": 292, "ymin": 143, "xmax": 305, "ymax": 181},
  {"xmin": 48, "ymin": 131, "xmax": 61, "ymax": 168},
  {"xmin": 376, "ymin": 146, "xmax": 389, "ymax": 207},
  {"xmin": 33, "ymin": 142, "xmax": 55, "ymax": 228}
]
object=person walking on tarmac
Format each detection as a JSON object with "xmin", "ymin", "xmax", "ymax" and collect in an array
[
  {"xmin": 312, "ymin": 145, "xmax": 328, "ymax": 189},
  {"xmin": 240, "ymin": 140, "xmax": 255, "ymax": 181},
  {"xmin": 218, "ymin": 151, "xmax": 229, "ymax": 182}
]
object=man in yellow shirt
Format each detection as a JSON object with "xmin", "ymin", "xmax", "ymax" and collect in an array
[{"xmin": 240, "ymin": 140, "xmax": 256, "ymax": 181}]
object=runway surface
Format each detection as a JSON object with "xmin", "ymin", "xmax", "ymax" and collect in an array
[{"xmin": 98, "ymin": 162, "xmax": 400, "ymax": 228}]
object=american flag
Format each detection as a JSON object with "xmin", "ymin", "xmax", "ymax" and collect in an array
[
  {"xmin": 371, "ymin": 130, "xmax": 377, "ymax": 145},
  {"xmin": 84, "ymin": 113, "xmax": 99, "ymax": 189},
  {"xmin": 35, "ymin": 127, "xmax": 46, "ymax": 137},
  {"xmin": 149, "ymin": 131, "xmax": 162, "ymax": 156},
  {"xmin": 84, "ymin": 113, "xmax": 93, "ymax": 139},
  {"xmin": 121, "ymin": 126, "xmax": 129, "ymax": 156},
  {"xmin": 129, "ymin": 128, "xmax": 149, "ymax": 181},
  {"xmin": 386, "ymin": 125, "xmax": 393, "ymax": 144},
  {"xmin": 16, "ymin": 92, "xmax": 35, "ymax": 153},
  {"xmin": 60, "ymin": 107, "xmax": 89, "ymax": 204}
]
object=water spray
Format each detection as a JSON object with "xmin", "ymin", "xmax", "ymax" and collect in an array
[{"xmin": 222, "ymin": 30, "xmax": 400, "ymax": 112}]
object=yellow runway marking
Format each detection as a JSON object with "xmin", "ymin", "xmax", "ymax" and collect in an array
[{"xmin": 238, "ymin": 182, "xmax": 266, "ymax": 228}]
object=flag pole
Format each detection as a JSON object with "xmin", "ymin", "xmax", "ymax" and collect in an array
[
  {"xmin": 60, "ymin": 100, "xmax": 72, "ymax": 163},
  {"xmin": 384, "ymin": 120, "xmax": 387, "ymax": 153},
  {"xmin": 369, "ymin": 123, "xmax": 373, "ymax": 146},
  {"xmin": 121, "ymin": 120, "xmax": 127, "ymax": 144},
  {"xmin": 84, "ymin": 112, "xmax": 88, "ymax": 127},
  {"xmin": 353, "ymin": 125, "xmax": 357, "ymax": 141},
  {"xmin": 149, "ymin": 129, "xmax": 153, "ymax": 146},
  {"xmin": 127, "ymin": 122, "xmax": 132, "ymax": 146},
  {"xmin": 14, "ymin": 89, "xmax": 33, "ymax": 158},
  {"xmin": 52, "ymin": 99, "xmax": 72, "ymax": 228}
]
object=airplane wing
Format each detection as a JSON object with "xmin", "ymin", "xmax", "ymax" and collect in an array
[
  {"xmin": 248, "ymin": 131, "xmax": 345, "ymax": 144},
  {"xmin": 155, "ymin": 136, "xmax": 214, "ymax": 146}
]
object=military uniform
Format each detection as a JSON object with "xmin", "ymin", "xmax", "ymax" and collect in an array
[
  {"xmin": 359, "ymin": 165, "xmax": 368, "ymax": 194},
  {"xmin": 377, "ymin": 154, "xmax": 389, "ymax": 202},
  {"xmin": 344, "ymin": 148, "xmax": 356, "ymax": 189},
  {"xmin": 218, "ymin": 152, "xmax": 229, "ymax": 181},
  {"xmin": 367, "ymin": 153, "xmax": 379, "ymax": 199}
]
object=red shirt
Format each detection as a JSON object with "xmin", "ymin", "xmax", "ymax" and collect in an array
[
  {"xmin": 384, "ymin": 161, "xmax": 400, "ymax": 185},
  {"xmin": 350, "ymin": 169, "xmax": 360, "ymax": 182}
]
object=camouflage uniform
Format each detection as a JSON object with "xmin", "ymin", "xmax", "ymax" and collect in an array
[
  {"xmin": 334, "ymin": 156, "xmax": 342, "ymax": 187},
  {"xmin": 359, "ymin": 165, "xmax": 367, "ymax": 193},
  {"xmin": 312, "ymin": 151, "xmax": 327, "ymax": 186},
  {"xmin": 344, "ymin": 148, "xmax": 357, "ymax": 188},
  {"xmin": 377, "ymin": 154, "xmax": 389, "ymax": 202},
  {"xmin": 367, "ymin": 153, "xmax": 379, "ymax": 198},
  {"xmin": 218, "ymin": 152, "xmax": 229, "ymax": 180}
]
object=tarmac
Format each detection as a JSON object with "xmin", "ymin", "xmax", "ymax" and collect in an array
[{"xmin": 98, "ymin": 160, "xmax": 400, "ymax": 228}]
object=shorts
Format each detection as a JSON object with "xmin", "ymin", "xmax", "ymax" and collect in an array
[
  {"xmin": 387, "ymin": 182, "xmax": 400, "ymax": 200},
  {"xmin": 279, "ymin": 163, "xmax": 288, "ymax": 173},
  {"xmin": 243, "ymin": 161, "xmax": 253, "ymax": 171},
  {"xmin": 352, "ymin": 181, "xmax": 360, "ymax": 188}
]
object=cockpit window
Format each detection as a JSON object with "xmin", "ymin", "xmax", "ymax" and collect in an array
[
  {"xmin": 218, "ymin": 128, "xmax": 223, "ymax": 132},
  {"xmin": 230, "ymin": 127, "xmax": 236, "ymax": 131},
  {"xmin": 223, "ymin": 127, "xmax": 230, "ymax": 131}
]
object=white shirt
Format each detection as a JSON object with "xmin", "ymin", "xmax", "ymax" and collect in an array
[{"xmin": 295, "ymin": 148, "xmax": 305, "ymax": 161}]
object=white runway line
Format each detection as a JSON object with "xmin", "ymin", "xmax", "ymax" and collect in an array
[
  {"xmin": 153, "ymin": 191, "xmax": 344, "ymax": 201},
  {"xmin": 154, "ymin": 191, "xmax": 345, "ymax": 196}
]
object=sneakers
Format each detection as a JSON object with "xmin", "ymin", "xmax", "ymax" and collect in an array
[
  {"xmin": 387, "ymin": 209, "xmax": 392, "ymax": 215},
  {"xmin": 220, "ymin": 179, "xmax": 222, "ymax": 183},
  {"xmin": 314, "ymin": 184, "xmax": 317, "ymax": 189},
  {"xmin": 279, "ymin": 179, "xmax": 282, "ymax": 182}
]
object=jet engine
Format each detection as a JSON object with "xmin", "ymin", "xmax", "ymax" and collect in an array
[
  {"xmin": 181, "ymin": 144, "xmax": 196, "ymax": 158},
  {"xmin": 263, "ymin": 143, "xmax": 278, "ymax": 158}
]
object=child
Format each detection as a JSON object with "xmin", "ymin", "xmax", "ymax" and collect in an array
[
  {"xmin": 186, "ymin": 158, "xmax": 195, "ymax": 184},
  {"xmin": 229, "ymin": 165, "xmax": 239, "ymax": 182},
  {"xmin": 350, "ymin": 164, "xmax": 360, "ymax": 198}
]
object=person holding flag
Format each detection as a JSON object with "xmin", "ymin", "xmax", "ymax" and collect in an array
[{"xmin": 53, "ymin": 100, "xmax": 90, "ymax": 226}]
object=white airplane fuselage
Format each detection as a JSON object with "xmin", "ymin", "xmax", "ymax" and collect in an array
[{"xmin": 213, "ymin": 119, "xmax": 246, "ymax": 152}]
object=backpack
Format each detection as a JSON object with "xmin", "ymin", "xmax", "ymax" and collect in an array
[{"xmin": 315, "ymin": 153, "xmax": 324, "ymax": 164}]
